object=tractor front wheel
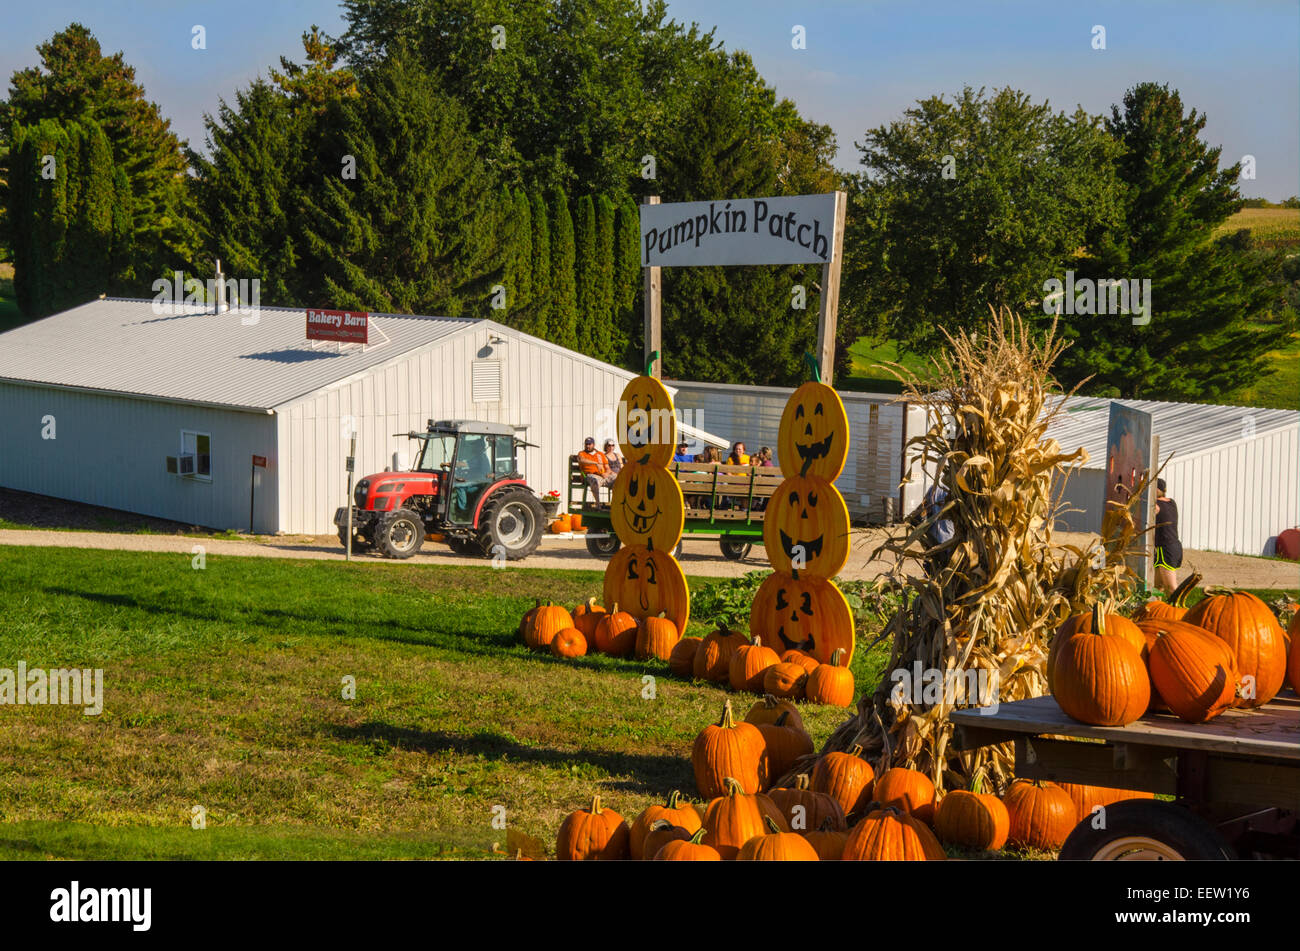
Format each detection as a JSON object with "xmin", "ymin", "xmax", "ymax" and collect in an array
[
  {"xmin": 375, "ymin": 508, "xmax": 426, "ymax": 559},
  {"xmin": 478, "ymin": 487, "xmax": 545, "ymax": 560}
]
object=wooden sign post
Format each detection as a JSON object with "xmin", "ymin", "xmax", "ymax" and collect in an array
[
  {"xmin": 643, "ymin": 196, "xmax": 663, "ymax": 379},
  {"xmin": 816, "ymin": 191, "xmax": 848, "ymax": 385}
]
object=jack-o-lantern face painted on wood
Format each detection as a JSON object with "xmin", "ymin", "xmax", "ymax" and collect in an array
[
  {"xmin": 604, "ymin": 545, "xmax": 689, "ymax": 632},
  {"xmin": 610, "ymin": 462, "xmax": 684, "ymax": 551},
  {"xmin": 777, "ymin": 382, "xmax": 849, "ymax": 481},
  {"xmin": 618, "ymin": 376, "xmax": 677, "ymax": 468},
  {"xmin": 762, "ymin": 475, "xmax": 850, "ymax": 578},
  {"xmin": 749, "ymin": 572, "xmax": 854, "ymax": 665}
]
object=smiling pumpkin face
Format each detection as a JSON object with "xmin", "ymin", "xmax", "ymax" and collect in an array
[
  {"xmin": 610, "ymin": 462, "xmax": 684, "ymax": 551},
  {"xmin": 749, "ymin": 572, "xmax": 854, "ymax": 665},
  {"xmin": 762, "ymin": 474, "xmax": 850, "ymax": 578},
  {"xmin": 777, "ymin": 381, "xmax": 849, "ymax": 481},
  {"xmin": 618, "ymin": 376, "xmax": 678, "ymax": 468},
  {"xmin": 603, "ymin": 545, "xmax": 689, "ymax": 633}
]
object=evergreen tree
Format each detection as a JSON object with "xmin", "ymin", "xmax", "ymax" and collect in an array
[
  {"xmin": 574, "ymin": 193, "xmax": 597, "ymax": 353},
  {"xmin": 613, "ymin": 197, "xmax": 642, "ymax": 365},
  {"xmin": 549, "ymin": 185, "xmax": 578, "ymax": 348},
  {"xmin": 511, "ymin": 188, "xmax": 532, "ymax": 316},
  {"xmin": 528, "ymin": 191, "xmax": 552, "ymax": 337},
  {"xmin": 1055, "ymin": 83, "xmax": 1286, "ymax": 400},
  {"xmin": 1, "ymin": 23, "xmax": 196, "ymax": 288},
  {"xmin": 594, "ymin": 194, "xmax": 617, "ymax": 362}
]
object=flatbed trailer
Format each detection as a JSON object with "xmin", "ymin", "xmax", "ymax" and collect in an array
[
  {"xmin": 568, "ymin": 457, "xmax": 784, "ymax": 560},
  {"xmin": 950, "ymin": 691, "xmax": 1300, "ymax": 859}
]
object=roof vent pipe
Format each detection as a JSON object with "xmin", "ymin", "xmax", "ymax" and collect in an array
[{"xmin": 215, "ymin": 259, "xmax": 227, "ymax": 314}]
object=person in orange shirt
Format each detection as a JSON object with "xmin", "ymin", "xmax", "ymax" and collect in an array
[{"xmin": 578, "ymin": 436, "xmax": 615, "ymax": 500}]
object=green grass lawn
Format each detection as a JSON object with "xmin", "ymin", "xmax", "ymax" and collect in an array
[{"xmin": 0, "ymin": 546, "xmax": 894, "ymax": 860}]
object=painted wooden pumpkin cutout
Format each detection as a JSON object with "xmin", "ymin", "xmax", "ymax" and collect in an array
[
  {"xmin": 749, "ymin": 572, "xmax": 854, "ymax": 665},
  {"xmin": 777, "ymin": 381, "xmax": 849, "ymax": 481},
  {"xmin": 603, "ymin": 544, "xmax": 690, "ymax": 633},
  {"xmin": 762, "ymin": 474, "xmax": 850, "ymax": 578},
  {"xmin": 610, "ymin": 461, "xmax": 685, "ymax": 551},
  {"xmin": 617, "ymin": 375, "xmax": 677, "ymax": 468}
]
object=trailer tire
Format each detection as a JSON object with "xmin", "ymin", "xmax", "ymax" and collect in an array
[
  {"xmin": 585, "ymin": 532, "xmax": 621, "ymax": 558},
  {"xmin": 720, "ymin": 539, "xmax": 752, "ymax": 561},
  {"xmin": 478, "ymin": 486, "xmax": 545, "ymax": 561},
  {"xmin": 1059, "ymin": 800, "xmax": 1236, "ymax": 861},
  {"xmin": 375, "ymin": 508, "xmax": 426, "ymax": 559}
]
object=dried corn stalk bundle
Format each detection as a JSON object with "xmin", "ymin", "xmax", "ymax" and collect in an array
[{"xmin": 788, "ymin": 309, "xmax": 1143, "ymax": 794}]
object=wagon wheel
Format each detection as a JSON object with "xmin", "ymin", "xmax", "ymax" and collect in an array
[
  {"xmin": 1059, "ymin": 800, "xmax": 1236, "ymax": 861},
  {"xmin": 585, "ymin": 532, "xmax": 621, "ymax": 558},
  {"xmin": 719, "ymin": 539, "xmax": 752, "ymax": 561}
]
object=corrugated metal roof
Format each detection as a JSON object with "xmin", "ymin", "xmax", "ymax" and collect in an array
[
  {"xmin": 0, "ymin": 298, "xmax": 478, "ymax": 411},
  {"xmin": 1045, "ymin": 395, "xmax": 1299, "ymax": 467}
]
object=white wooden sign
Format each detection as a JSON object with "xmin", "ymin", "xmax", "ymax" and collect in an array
[{"xmin": 640, "ymin": 193, "xmax": 839, "ymax": 267}]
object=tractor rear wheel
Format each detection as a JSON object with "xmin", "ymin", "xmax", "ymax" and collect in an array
[
  {"xmin": 375, "ymin": 508, "xmax": 426, "ymax": 559},
  {"xmin": 478, "ymin": 487, "xmax": 545, "ymax": 560}
]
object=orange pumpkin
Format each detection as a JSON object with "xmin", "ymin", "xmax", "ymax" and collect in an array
[
  {"xmin": 526, "ymin": 604, "xmax": 574, "ymax": 650},
  {"xmin": 873, "ymin": 767, "xmax": 937, "ymax": 824},
  {"xmin": 692, "ymin": 699, "xmax": 765, "ymax": 798},
  {"xmin": 592, "ymin": 604, "xmax": 639, "ymax": 656},
  {"xmin": 762, "ymin": 475, "xmax": 851, "ymax": 578},
  {"xmin": 517, "ymin": 600, "xmax": 542, "ymax": 644},
  {"xmin": 555, "ymin": 795, "xmax": 631, "ymax": 860},
  {"xmin": 738, "ymin": 816, "xmax": 820, "ymax": 861},
  {"xmin": 610, "ymin": 462, "xmax": 685, "ymax": 553},
  {"xmin": 777, "ymin": 380, "xmax": 849, "ymax": 482},
  {"xmin": 635, "ymin": 613, "xmax": 680, "ymax": 661},
  {"xmin": 729, "ymin": 636, "xmax": 780, "ymax": 693},
  {"xmin": 1060, "ymin": 783, "xmax": 1154, "ymax": 824},
  {"xmin": 701, "ymin": 777, "xmax": 788, "ymax": 860},
  {"xmin": 617, "ymin": 375, "xmax": 677, "ymax": 468},
  {"xmin": 628, "ymin": 790, "xmax": 703, "ymax": 859},
  {"xmin": 780, "ymin": 650, "xmax": 820, "ymax": 675},
  {"xmin": 767, "ymin": 774, "xmax": 847, "ymax": 834},
  {"xmin": 1133, "ymin": 572, "xmax": 1201, "ymax": 623},
  {"xmin": 934, "ymin": 788, "xmax": 1009, "ymax": 852},
  {"xmin": 1184, "ymin": 590, "xmax": 1287, "ymax": 708},
  {"xmin": 1052, "ymin": 603, "xmax": 1150, "ymax": 726},
  {"xmin": 1003, "ymin": 780, "xmax": 1077, "ymax": 852},
  {"xmin": 755, "ymin": 712, "xmax": 814, "ymax": 784},
  {"xmin": 805, "ymin": 647, "xmax": 854, "ymax": 707},
  {"xmin": 641, "ymin": 820, "xmax": 692, "ymax": 860},
  {"xmin": 603, "ymin": 545, "xmax": 689, "ymax": 632},
  {"xmin": 750, "ymin": 572, "xmax": 855, "ymax": 665},
  {"xmin": 1146, "ymin": 620, "xmax": 1240, "ymax": 722},
  {"xmin": 744, "ymin": 694, "xmax": 807, "ymax": 735},
  {"xmin": 1048, "ymin": 603, "xmax": 1145, "ymax": 690},
  {"xmin": 804, "ymin": 818, "xmax": 850, "ymax": 860},
  {"xmin": 653, "ymin": 827, "xmax": 721, "ymax": 861},
  {"xmin": 549, "ymin": 627, "xmax": 588, "ymax": 659},
  {"xmin": 571, "ymin": 597, "xmax": 606, "ymax": 640},
  {"xmin": 810, "ymin": 745, "xmax": 875, "ymax": 818},
  {"xmin": 668, "ymin": 637, "xmax": 702, "ymax": 678},
  {"xmin": 693, "ymin": 622, "xmax": 749, "ymax": 682},
  {"xmin": 842, "ymin": 805, "xmax": 946, "ymax": 861},
  {"xmin": 762, "ymin": 661, "xmax": 808, "ymax": 700}
]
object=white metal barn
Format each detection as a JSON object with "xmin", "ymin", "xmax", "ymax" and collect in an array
[
  {"xmin": 1044, "ymin": 396, "xmax": 1299, "ymax": 556},
  {"xmin": 0, "ymin": 297, "xmax": 719, "ymax": 535}
]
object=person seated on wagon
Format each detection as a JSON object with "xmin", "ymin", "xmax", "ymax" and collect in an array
[
  {"xmin": 578, "ymin": 437, "xmax": 615, "ymax": 501},
  {"xmin": 672, "ymin": 441, "xmax": 693, "ymax": 464},
  {"xmin": 603, "ymin": 438, "xmax": 625, "ymax": 475}
]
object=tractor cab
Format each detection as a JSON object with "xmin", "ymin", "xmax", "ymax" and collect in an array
[{"xmin": 336, "ymin": 419, "xmax": 545, "ymax": 560}]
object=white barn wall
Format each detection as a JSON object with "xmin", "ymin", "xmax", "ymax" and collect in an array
[
  {"xmin": 275, "ymin": 326, "xmax": 633, "ymax": 534},
  {"xmin": 0, "ymin": 381, "xmax": 279, "ymax": 531}
]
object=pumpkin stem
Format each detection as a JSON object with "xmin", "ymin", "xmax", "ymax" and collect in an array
[
  {"xmin": 795, "ymin": 773, "xmax": 811, "ymax": 791},
  {"xmin": 689, "ymin": 827, "xmax": 707, "ymax": 844},
  {"xmin": 849, "ymin": 744, "xmax": 864, "ymax": 758},
  {"xmin": 723, "ymin": 777, "xmax": 743, "ymax": 796},
  {"xmin": 649, "ymin": 818, "xmax": 674, "ymax": 831},
  {"xmin": 754, "ymin": 636, "xmax": 762, "ymax": 648},
  {"xmin": 666, "ymin": 790, "xmax": 682, "ymax": 809},
  {"xmin": 762, "ymin": 815, "xmax": 782, "ymax": 835},
  {"xmin": 591, "ymin": 795, "xmax": 602, "ymax": 814},
  {"xmin": 719, "ymin": 699, "xmax": 737, "ymax": 729},
  {"xmin": 1170, "ymin": 572, "xmax": 1201, "ymax": 608},
  {"xmin": 1091, "ymin": 600, "xmax": 1106, "ymax": 637},
  {"xmin": 830, "ymin": 648, "xmax": 845, "ymax": 668},
  {"xmin": 773, "ymin": 711, "xmax": 790, "ymax": 728}
]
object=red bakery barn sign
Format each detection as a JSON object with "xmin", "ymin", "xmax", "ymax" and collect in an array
[{"xmin": 306, "ymin": 309, "xmax": 369, "ymax": 344}]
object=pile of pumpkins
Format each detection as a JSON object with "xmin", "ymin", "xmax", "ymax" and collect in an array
[
  {"xmin": 548, "ymin": 513, "xmax": 586, "ymax": 534},
  {"xmin": 556, "ymin": 742, "xmax": 1149, "ymax": 860},
  {"xmin": 517, "ymin": 603, "xmax": 857, "ymax": 708},
  {"xmin": 1048, "ymin": 582, "xmax": 1299, "ymax": 728}
]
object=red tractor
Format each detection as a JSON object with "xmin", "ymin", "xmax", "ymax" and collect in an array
[{"xmin": 334, "ymin": 419, "xmax": 546, "ymax": 560}]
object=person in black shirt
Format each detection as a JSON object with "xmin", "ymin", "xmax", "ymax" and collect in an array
[{"xmin": 1153, "ymin": 478, "xmax": 1183, "ymax": 593}]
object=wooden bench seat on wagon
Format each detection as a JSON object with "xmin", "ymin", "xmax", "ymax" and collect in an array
[{"xmin": 568, "ymin": 455, "xmax": 782, "ymax": 520}]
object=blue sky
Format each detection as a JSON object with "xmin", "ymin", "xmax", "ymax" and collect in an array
[{"xmin": 1, "ymin": 0, "xmax": 1295, "ymax": 198}]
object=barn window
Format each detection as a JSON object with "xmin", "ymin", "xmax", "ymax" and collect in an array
[
  {"xmin": 472, "ymin": 360, "xmax": 502, "ymax": 403},
  {"xmin": 180, "ymin": 431, "xmax": 212, "ymax": 481}
]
